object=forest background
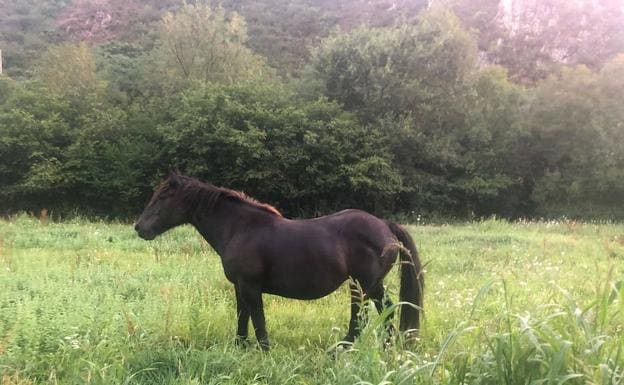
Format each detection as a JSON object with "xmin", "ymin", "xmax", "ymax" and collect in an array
[{"xmin": 1, "ymin": 0, "xmax": 623, "ymax": 220}]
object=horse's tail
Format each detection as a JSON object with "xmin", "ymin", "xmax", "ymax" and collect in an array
[{"xmin": 386, "ymin": 221, "xmax": 424, "ymax": 333}]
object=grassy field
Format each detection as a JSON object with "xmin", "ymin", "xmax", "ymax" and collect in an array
[{"xmin": 1, "ymin": 215, "xmax": 623, "ymax": 385}]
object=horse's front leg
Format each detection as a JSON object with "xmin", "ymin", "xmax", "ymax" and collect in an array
[
  {"xmin": 234, "ymin": 285, "xmax": 250, "ymax": 346},
  {"xmin": 238, "ymin": 281, "xmax": 269, "ymax": 350}
]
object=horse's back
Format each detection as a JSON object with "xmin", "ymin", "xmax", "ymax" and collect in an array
[{"xmin": 305, "ymin": 209, "xmax": 395, "ymax": 245}]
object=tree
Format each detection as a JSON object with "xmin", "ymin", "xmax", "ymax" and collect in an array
[
  {"xmin": 0, "ymin": 0, "xmax": 67, "ymax": 78},
  {"xmin": 61, "ymin": 104, "xmax": 164, "ymax": 215},
  {"xmin": 305, "ymin": 9, "xmax": 476, "ymax": 121},
  {"xmin": 0, "ymin": 84, "xmax": 73, "ymax": 212},
  {"xmin": 35, "ymin": 42, "xmax": 102, "ymax": 98},
  {"xmin": 305, "ymin": 10, "xmax": 521, "ymax": 215},
  {"xmin": 524, "ymin": 64, "xmax": 624, "ymax": 216},
  {"xmin": 218, "ymin": 0, "xmax": 332, "ymax": 75},
  {"xmin": 151, "ymin": 4, "xmax": 273, "ymax": 89},
  {"xmin": 594, "ymin": 55, "xmax": 624, "ymax": 211},
  {"xmin": 462, "ymin": 66, "xmax": 529, "ymax": 215},
  {"xmin": 158, "ymin": 83, "xmax": 402, "ymax": 216}
]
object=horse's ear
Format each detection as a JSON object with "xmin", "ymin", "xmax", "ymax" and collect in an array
[{"xmin": 169, "ymin": 173, "xmax": 181, "ymax": 188}]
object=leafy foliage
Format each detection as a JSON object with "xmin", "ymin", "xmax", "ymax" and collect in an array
[
  {"xmin": 159, "ymin": 83, "xmax": 401, "ymax": 214},
  {"xmin": 35, "ymin": 42, "xmax": 102, "ymax": 98},
  {"xmin": 157, "ymin": 4, "xmax": 272, "ymax": 86},
  {"xmin": 0, "ymin": 0, "xmax": 67, "ymax": 78},
  {"xmin": 221, "ymin": 0, "xmax": 332, "ymax": 75},
  {"xmin": 305, "ymin": 12, "xmax": 532, "ymax": 215},
  {"xmin": 526, "ymin": 59, "xmax": 624, "ymax": 216}
]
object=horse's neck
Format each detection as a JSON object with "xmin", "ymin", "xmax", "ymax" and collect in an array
[{"xmin": 190, "ymin": 198, "xmax": 273, "ymax": 256}]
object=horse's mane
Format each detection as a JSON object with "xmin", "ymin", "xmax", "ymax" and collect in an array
[
  {"xmin": 217, "ymin": 186, "xmax": 282, "ymax": 217},
  {"xmin": 175, "ymin": 176, "xmax": 282, "ymax": 217}
]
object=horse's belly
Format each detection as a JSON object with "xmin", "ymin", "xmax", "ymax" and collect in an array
[
  {"xmin": 262, "ymin": 283, "xmax": 343, "ymax": 300},
  {"xmin": 262, "ymin": 267, "xmax": 346, "ymax": 300}
]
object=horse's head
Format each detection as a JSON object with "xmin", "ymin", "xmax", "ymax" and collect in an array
[{"xmin": 135, "ymin": 173, "xmax": 189, "ymax": 240}]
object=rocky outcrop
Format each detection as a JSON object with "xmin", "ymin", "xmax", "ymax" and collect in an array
[{"xmin": 494, "ymin": 0, "xmax": 624, "ymax": 65}]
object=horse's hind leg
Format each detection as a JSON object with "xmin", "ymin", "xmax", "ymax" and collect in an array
[
  {"xmin": 341, "ymin": 281, "xmax": 366, "ymax": 344},
  {"xmin": 341, "ymin": 280, "xmax": 394, "ymax": 345},
  {"xmin": 368, "ymin": 282, "xmax": 396, "ymax": 339}
]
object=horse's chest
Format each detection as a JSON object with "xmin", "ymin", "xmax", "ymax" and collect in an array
[{"xmin": 220, "ymin": 256, "xmax": 262, "ymax": 283}]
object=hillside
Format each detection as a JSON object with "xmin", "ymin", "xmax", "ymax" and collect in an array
[{"xmin": 2, "ymin": 0, "xmax": 623, "ymax": 79}]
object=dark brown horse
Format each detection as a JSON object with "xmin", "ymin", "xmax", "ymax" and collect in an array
[{"xmin": 134, "ymin": 173, "xmax": 423, "ymax": 350}]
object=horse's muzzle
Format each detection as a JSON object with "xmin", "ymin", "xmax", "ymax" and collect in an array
[{"xmin": 134, "ymin": 223, "xmax": 156, "ymax": 240}]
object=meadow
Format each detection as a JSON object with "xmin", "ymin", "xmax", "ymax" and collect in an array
[{"xmin": 0, "ymin": 215, "xmax": 623, "ymax": 385}]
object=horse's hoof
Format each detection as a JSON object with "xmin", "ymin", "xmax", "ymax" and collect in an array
[
  {"xmin": 234, "ymin": 336, "xmax": 249, "ymax": 348},
  {"xmin": 336, "ymin": 338, "xmax": 354, "ymax": 350},
  {"xmin": 339, "ymin": 335, "xmax": 355, "ymax": 343},
  {"xmin": 258, "ymin": 341, "xmax": 270, "ymax": 351},
  {"xmin": 326, "ymin": 340, "xmax": 352, "ymax": 358}
]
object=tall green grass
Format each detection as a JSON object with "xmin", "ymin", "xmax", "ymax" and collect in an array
[{"xmin": 0, "ymin": 215, "xmax": 623, "ymax": 384}]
